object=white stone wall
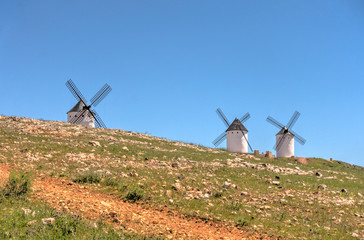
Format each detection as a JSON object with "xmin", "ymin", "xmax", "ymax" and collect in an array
[
  {"xmin": 67, "ymin": 112, "xmax": 95, "ymax": 128},
  {"xmin": 276, "ymin": 134, "xmax": 294, "ymax": 158},
  {"xmin": 226, "ymin": 130, "xmax": 248, "ymax": 153}
]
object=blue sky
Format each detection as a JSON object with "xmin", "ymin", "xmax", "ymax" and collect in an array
[{"xmin": 1, "ymin": 1, "xmax": 364, "ymax": 166}]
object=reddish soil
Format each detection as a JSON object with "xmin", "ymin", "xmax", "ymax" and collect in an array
[{"xmin": 0, "ymin": 164, "xmax": 272, "ymax": 239}]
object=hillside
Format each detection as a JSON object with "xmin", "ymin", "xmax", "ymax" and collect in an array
[{"xmin": 0, "ymin": 115, "xmax": 363, "ymax": 239}]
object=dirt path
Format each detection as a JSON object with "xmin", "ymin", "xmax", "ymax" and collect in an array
[{"xmin": 0, "ymin": 164, "xmax": 271, "ymax": 239}]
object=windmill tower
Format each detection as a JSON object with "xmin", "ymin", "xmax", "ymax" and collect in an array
[
  {"xmin": 212, "ymin": 108, "xmax": 253, "ymax": 153},
  {"xmin": 65, "ymin": 79, "xmax": 112, "ymax": 128},
  {"xmin": 266, "ymin": 111, "xmax": 306, "ymax": 158}
]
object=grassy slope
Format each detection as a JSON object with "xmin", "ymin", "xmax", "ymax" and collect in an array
[
  {"xmin": 0, "ymin": 171, "xmax": 150, "ymax": 239},
  {"xmin": 0, "ymin": 116, "xmax": 363, "ymax": 239}
]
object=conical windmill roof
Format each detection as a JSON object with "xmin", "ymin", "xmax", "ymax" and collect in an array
[
  {"xmin": 276, "ymin": 127, "xmax": 294, "ymax": 136},
  {"xmin": 67, "ymin": 101, "xmax": 85, "ymax": 113},
  {"xmin": 226, "ymin": 118, "xmax": 248, "ymax": 132}
]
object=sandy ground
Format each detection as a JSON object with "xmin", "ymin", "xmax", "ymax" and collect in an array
[{"xmin": 0, "ymin": 164, "xmax": 272, "ymax": 239}]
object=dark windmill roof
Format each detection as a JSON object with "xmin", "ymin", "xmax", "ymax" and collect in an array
[
  {"xmin": 276, "ymin": 127, "xmax": 294, "ymax": 136},
  {"xmin": 67, "ymin": 101, "xmax": 85, "ymax": 113},
  {"xmin": 226, "ymin": 118, "xmax": 248, "ymax": 132}
]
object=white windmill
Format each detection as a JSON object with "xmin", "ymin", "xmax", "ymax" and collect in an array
[
  {"xmin": 212, "ymin": 108, "xmax": 253, "ymax": 153},
  {"xmin": 266, "ymin": 111, "xmax": 306, "ymax": 158},
  {"xmin": 66, "ymin": 79, "xmax": 112, "ymax": 128}
]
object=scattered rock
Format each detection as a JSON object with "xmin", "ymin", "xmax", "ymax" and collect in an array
[
  {"xmin": 27, "ymin": 220, "xmax": 37, "ymax": 226},
  {"xmin": 109, "ymin": 211, "xmax": 117, "ymax": 218},
  {"xmin": 338, "ymin": 210, "xmax": 345, "ymax": 215},
  {"xmin": 129, "ymin": 171, "xmax": 138, "ymax": 177},
  {"xmin": 318, "ymin": 184, "xmax": 327, "ymax": 190},
  {"xmin": 297, "ymin": 157, "xmax": 307, "ymax": 165},
  {"xmin": 41, "ymin": 218, "xmax": 55, "ymax": 225},
  {"xmin": 272, "ymin": 181, "xmax": 280, "ymax": 186},
  {"xmin": 166, "ymin": 190, "xmax": 172, "ymax": 197},
  {"xmin": 122, "ymin": 146, "xmax": 129, "ymax": 151},
  {"xmin": 172, "ymin": 182, "xmax": 183, "ymax": 191},
  {"xmin": 101, "ymin": 201, "xmax": 111, "ymax": 207},
  {"xmin": 171, "ymin": 162, "xmax": 179, "ymax": 168},
  {"xmin": 89, "ymin": 141, "xmax": 101, "ymax": 147},
  {"xmin": 341, "ymin": 188, "xmax": 348, "ymax": 193},
  {"xmin": 315, "ymin": 172, "xmax": 322, "ymax": 177},
  {"xmin": 169, "ymin": 199, "xmax": 174, "ymax": 204},
  {"xmin": 352, "ymin": 233, "xmax": 359, "ymax": 238},
  {"xmin": 222, "ymin": 181, "xmax": 231, "ymax": 188},
  {"xmin": 22, "ymin": 208, "xmax": 32, "ymax": 215},
  {"xmin": 240, "ymin": 191, "xmax": 249, "ymax": 196},
  {"xmin": 275, "ymin": 176, "xmax": 280, "ymax": 180}
]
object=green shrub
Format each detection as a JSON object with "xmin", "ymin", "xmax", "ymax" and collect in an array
[
  {"xmin": 103, "ymin": 177, "xmax": 119, "ymax": 187},
  {"xmin": 1, "ymin": 170, "xmax": 31, "ymax": 198},
  {"xmin": 213, "ymin": 191, "xmax": 223, "ymax": 198},
  {"xmin": 125, "ymin": 185, "xmax": 144, "ymax": 202},
  {"xmin": 72, "ymin": 172, "xmax": 101, "ymax": 184},
  {"xmin": 229, "ymin": 201, "xmax": 242, "ymax": 211},
  {"xmin": 236, "ymin": 218, "xmax": 249, "ymax": 227}
]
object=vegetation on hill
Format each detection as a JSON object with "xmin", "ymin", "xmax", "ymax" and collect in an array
[
  {"xmin": 0, "ymin": 115, "xmax": 363, "ymax": 239},
  {"xmin": 0, "ymin": 170, "xmax": 148, "ymax": 239}
]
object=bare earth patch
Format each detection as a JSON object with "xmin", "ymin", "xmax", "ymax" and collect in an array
[{"xmin": 0, "ymin": 164, "xmax": 271, "ymax": 239}]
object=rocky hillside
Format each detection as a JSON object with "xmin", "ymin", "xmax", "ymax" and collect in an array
[{"xmin": 0, "ymin": 115, "xmax": 363, "ymax": 239}]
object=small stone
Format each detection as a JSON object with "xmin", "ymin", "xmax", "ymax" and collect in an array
[
  {"xmin": 22, "ymin": 208, "xmax": 32, "ymax": 215},
  {"xmin": 315, "ymin": 172, "xmax": 322, "ymax": 177},
  {"xmin": 338, "ymin": 210, "xmax": 345, "ymax": 215},
  {"xmin": 169, "ymin": 199, "xmax": 174, "ymax": 204},
  {"xmin": 222, "ymin": 181, "xmax": 231, "ymax": 188},
  {"xmin": 341, "ymin": 188, "xmax": 348, "ymax": 193},
  {"xmin": 41, "ymin": 218, "xmax": 55, "ymax": 225},
  {"xmin": 101, "ymin": 201, "xmax": 111, "ymax": 207},
  {"xmin": 240, "ymin": 191, "xmax": 249, "ymax": 196},
  {"xmin": 352, "ymin": 233, "xmax": 359, "ymax": 238},
  {"xmin": 318, "ymin": 184, "xmax": 327, "ymax": 190},
  {"xmin": 272, "ymin": 181, "xmax": 280, "ymax": 185},
  {"xmin": 275, "ymin": 176, "xmax": 280, "ymax": 179},
  {"xmin": 129, "ymin": 171, "xmax": 138, "ymax": 177},
  {"xmin": 92, "ymin": 222, "xmax": 98, "ymax": 229},
  {"xmin": 166, "ymin": 190, "xmax": 172, "ymax": 197},
  {"xmin": 27, "ymin": 220, "xmax": 37, "ymax": 226},
  {"xmin": 171, "ymin": 162, "xmax": 179, "ymax": 168},
  {"xmin": 89, "ymin": 141, "xmax": 101, "ymax": 147},
  {"xmin": 172, "ymin": 183, "xmax": 183, "ymax": 191},
  {"xmin": 122, "ymin": 146, "xmax": 129, "ymax": 151}
]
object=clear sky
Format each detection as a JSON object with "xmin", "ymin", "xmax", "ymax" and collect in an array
[{"xmin": 1, "ymin": 1, "xmax": 364, "ymax": 167}]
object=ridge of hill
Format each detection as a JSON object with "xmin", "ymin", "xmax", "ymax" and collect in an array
[{"xmin": 0, "ymin": 115, "xmax": 363, "ymax": 239}]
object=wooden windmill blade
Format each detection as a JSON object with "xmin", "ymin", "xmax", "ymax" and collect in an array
[
  {"xmin": 89, "ymin": 109, "xmax": 107, "ymax": 128},
  {"xmin": 274, "ymin": 132, "xmax": 288, "ymax": 151},
  {"xmin": 290, "ymin": 129, "xmax": 306, "ymax": 145},
  {"xmin": 216, "ymin": 108, "xmax": 230, "ymax": 127},
  {"xmin": 239, "ymin": 112, "xmax": 251, "ymax": 123},
  {"xmin": 212, "ymin": 131, "xmax": 227, "ymax": 147},
  {"xmin": 66, "ymin": 79, "xmax": 88, "ymax": 105},
  {"xmin": 90, "ymin": 84, "xmax": 112, "ymax": 107},
  {"xmin": 69, "ymin": 109, "xmax": 87, "ymax": 124},
  {"xmin": 266, "ymin": 116, "xmax": 285, "ymax": 129},
  {"xmin": 286, "ymin": 111, "xmax": 300, "ymax": 130},
  {"xmin": 241, "ymin": 130, "xmax": 253, "ymax": 152}
]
